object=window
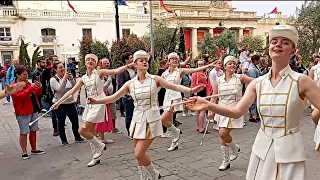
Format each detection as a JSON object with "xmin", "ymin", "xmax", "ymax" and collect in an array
[
  {"xmin": 41, "ymin": 28, "xmax": 56, "ymax": 36},
  {"xmin": 0, "ymin": 0, "xmax": 13, "ymax": 6},
  {"xmin": 82, "ymin": 28, "xmax": 92, "ymax": 38},
  {"xmin": 0, "ymin": 27, "xmax": 11, "ymax": 37},
  {"xmin": 122, "ymin": 28, "xmax": 130, "ymax": 38},
  {"xmin": 0, "ymin": 27, "xmax": 12, "ymax": 41},
  {"xmin": 43, "ymin": 49, "xmax": 55, "ymax": 58}
]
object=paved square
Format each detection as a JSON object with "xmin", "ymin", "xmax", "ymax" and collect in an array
[{"xmin": 0, "ymin": 98, "xmax": 319, "ymax": 180}]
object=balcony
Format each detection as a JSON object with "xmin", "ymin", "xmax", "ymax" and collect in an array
[
  {"xmin": 0, "ymin": 7, "xmax": 150, "ymax": 21},
  {"xmin": 0, "ymin": 36, "xmax": 19, "ymax": 46},
  {"xmin": 40, "ymin": 35, "xmax": 58, "ymax": 44}
]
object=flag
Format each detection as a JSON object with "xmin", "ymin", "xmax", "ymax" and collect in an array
[
  {"xmin": 67, "ymin": 0, "xmax": 77, "ymax": 13},
  {"xmin": 118, "ymin": 0, "xmax": 128, "ymax": 6},
  {"xmin": 160, "ymin": 0, "xmax": 174, "ymax": 13},
  {"xmin": 269, "ymin": 7, "xmax": 278, "ymax": 14}
]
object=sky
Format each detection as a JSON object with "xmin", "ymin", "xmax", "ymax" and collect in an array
[{"xmin": 232, "ymin": 1, "xmax": 304, "ymax": 17}]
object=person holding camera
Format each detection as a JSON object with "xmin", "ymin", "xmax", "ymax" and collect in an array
[{"xmin": 50, "ymin": 62, "xmax": 84, "ymax": 147}]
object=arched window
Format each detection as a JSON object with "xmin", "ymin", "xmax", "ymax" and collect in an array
[{"xmin": 41, "ymin": 28, "xmax": 56, "ymax": 43}]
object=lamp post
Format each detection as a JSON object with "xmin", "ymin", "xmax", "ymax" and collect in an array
[{"xmin": 114, "ymin": 0, "xmax": 120, "ymax": 40}]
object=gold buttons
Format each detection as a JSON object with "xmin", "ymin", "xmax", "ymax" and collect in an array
[
  {"xmin": 282, "ymin": 73, "xmax": 286, "ymax": 76},
  {"xmin": 288, "ymin": 130, "xmax": 292, "ymax": 134}
]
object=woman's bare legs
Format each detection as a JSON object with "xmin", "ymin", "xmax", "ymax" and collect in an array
[
  {"xmin": 79, "ymin": 121, "xmax": 106, "ymax": 167},
  {"xmin": 218, "ymin": 128, "xmax": 240, "ymax": 171},
  {"xmin": 134, "ymin": 139, "xmax": 161, "ymax": 180},
  {"xmin": 161, "ymin": 111, "xmax": 181, "ymax": 151}
]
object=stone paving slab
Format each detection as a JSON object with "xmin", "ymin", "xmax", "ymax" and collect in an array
[{"xmin": 0, "ymin": 97, "xmax": 320, "ymax": 180}]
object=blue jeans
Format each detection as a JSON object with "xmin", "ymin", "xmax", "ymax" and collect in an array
[
  {"xmin": 122, "ymin": 97, "xmax": 134, "ymax": 136},
  {"xmin": 41, "ymin": 99, "xmax": 58, "ymax": 132},
  {"xmin": 248, "ymin": 100, "xmax": 258, "ymax": 118}
]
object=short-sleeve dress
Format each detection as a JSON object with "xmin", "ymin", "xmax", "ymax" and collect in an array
[{"xmin": 82, "ymin": 70, "xmax": 107, "ymax": 123}]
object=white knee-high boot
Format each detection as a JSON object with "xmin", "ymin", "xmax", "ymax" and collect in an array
[
  {"xmin": 219, "ymin": 145, "xmax": 230, "ymax": 171},
  {"xmin": 226, "ymin": 142, "xmax": 240, "ymax": 161},
  {"xmin": 145, "ymin": 162, "xmax": 161, "ymax": 180}
]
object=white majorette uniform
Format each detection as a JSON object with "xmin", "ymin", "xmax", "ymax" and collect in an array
[
  {"xmin": 246, "ymin": 65, "xmax": 308, "ymax": 180},
  {"xmin": 215, "ymin": 74, "xmax": 244, "ymax": 128},
  {"xmin": 82, "ymin": 70, "xmax": 107, "ymax": 123},
  {"xmin": 162, "ymin": 68, "xmax": 183, "ymax": 112},
  {"xmin": 311, "ymin": 62, "xmax": 320, "ymax": 83},
  {"xmin": 129, "ymin": 73, "xmax": 163, "ymax": 139}
]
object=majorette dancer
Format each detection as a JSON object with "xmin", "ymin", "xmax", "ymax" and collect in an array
[
  {"xmin": 184, "ymin": 25, "xmax": 320, "ymax": 180},
  {"xmin": 207, "ymin": 55, "xmax": 253, "ymax": 171},
  {"xmin": 87, "ymin": 50, "xmax": 204, "ymax": 179},
  {"xmin": 51, "ymin": 54, "xmax": 134, "ymax": 167},
  {"xmin": 161, "ymin": 52, "xmax": 214, "ymax": 151}
]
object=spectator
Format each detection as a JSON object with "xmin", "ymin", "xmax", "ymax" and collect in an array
[
  {"xmin": 247, "ymin": 55, "xmax": 261, "ymax": 123},
  {"xmin": 67, "ymin": 58, "xmax": 77, "ymax": 78},
  {"xmin": 11, "ymin": 65, "xmax": 45, "ymax": 160},
  {"xmin": 4, "ymin": 58, "xmax": 18, "ymax": 105},
  {"xmin": 117, "ymin": 53, "xmax": 135, "ymax": 138},
  {"xmin": 50, "ymin": 62, "xmax": 84, "ymax": 147},
  {"xmin": 41, "ymin": 56, "xmax": 59, "ymax": 136},
  {"xmin": 31, "ymin": 58, "xmax": 47, "ymax": 103}
]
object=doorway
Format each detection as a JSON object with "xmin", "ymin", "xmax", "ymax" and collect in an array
[{"xmin": 1, "ymin": 51, "xmax": 13, "ymax": 65}]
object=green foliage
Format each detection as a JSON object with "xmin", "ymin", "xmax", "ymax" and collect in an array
[
  {"xmin": 214, "ymin": 29, "xmax": 236, "ymax": 50},
  {"xmin": 110, "ymin": 35, "xmax": 147, "ymax": 68},
  {"xmin": 92, "ymin": 40, "xmax": 110, "ymax": 60},
  {"xmin": 79, "ymin": 36, "xmax": 93, "ymax": 73},
  {"xmin": 238, "ymin": 35, "xmax": 265, "ymax": 53},
  {"xmin": 200, "ymin": 33, "xmax": 217, "ymax": 57},
  {"xmin": 31, "ymin": 46, "xmax": 41, "ymax": 70},
  {"xmin": 18, "ymin": 39, "xmax": 30, "ymax": 68},
  {"xmin": 293, "ymin": 1, "xmax": 320, "ymax": 62},
  {"xmin": 141, "ymin": 21, "xmax": 178, "ymax": 59},
  {"xmin": 149, "ymin": 58, "xmax": 160, "ymax": 75},
  {"xmin": 178, "ymin": 27, "xmax": 186, "ymax": 55}
]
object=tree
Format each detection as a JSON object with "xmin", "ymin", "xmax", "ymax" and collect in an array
[
  {"xmin": 200, "ymin": 33, "xmax": 217, "ymax": 57},
  {"xmin": 31, "ymin": 46, "xmax": 42, "ymax": 70},
  {"xmin": 18, "ymin": 39, "xmax": 30, "ymax": 68},
  {"xmin": 238, "ymin": 35, "xmax": 265, "ymax": 53},
  {"xmin": 178, "ymin": 26, "xmax": 186, "ymax": 55},
  {"xmin": 141, "ymin": 21, "xmax": 178, "ymax": 59},
  {"xmin": 168, "ymin": 27, "xmax": 178, "ymax": 53},
  {"xmin": 293, "ymin": 1, "xmax": 320, "ymax": 62},
  {"xmin": 214, "ymin": 29, "xmax": 236, "ymax": 50},
  {"xmin": 79, "ymin": 36, "xmax": 93, "ymax": 73},
  {"xmin": 92, "ymin": 40, "xmax": 110, "ymax": 60}
]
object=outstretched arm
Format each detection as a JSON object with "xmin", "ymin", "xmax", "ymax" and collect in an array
[
  {"xmin": 98, "ymin": 62, "xmax": 133, "ymax": 77},
  {"xmin": 52, "ymin": 79, "xmax": 84, "ymax": 107},
  {"xmin": 309, "ymin": 68, "xmax": 314, "ymax": 81},
  {"xmin": 185, "ymin": 79, "xmax": 257, "ymax": 119},
  {"xmin": 155, "ymin": 75, "xmax": 201, "ymax": 94},
  {"xmin": 180, "ymin": 54, "xmax": 192, "ymax": 67},
  {"xmin": 89, "ymin": 81, "xmax": 130, "ymax": 104},
  {"xmin": 240, "ymin": 74, "xmax": 254, "ymax": 84},
  {"xmin": 181, "ymin": 63, "xmax": 214, "ymax": 77}
]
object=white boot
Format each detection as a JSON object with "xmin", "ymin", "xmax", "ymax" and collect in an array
[
  {"xmin": 227, "ymin": 142, "xmax": 240, "ymax": 161},
  {"xmin": 219, "ymin": 145, "xmax": 230, "ymax": 171},
  {"xmin": 168, "ymin": 125, "xmax": 180, "ymax": 143},
  {"xmin": 93, "ymin": 143, "xmax": 107, "ymax": 159},
  {"xmin": 87, "ymin": 158, "xmax": 101, "ymax": 167},
  {"xmin": 167, "ymin": 141, "xmax": 179, "ymax": 152},
  {"xmin": 137, "ymin": 166, "xmax": 148, "ymax": 180},
  {"xmin": 145, "ymin": 162, "xmax": 161, "ymax": 180}
]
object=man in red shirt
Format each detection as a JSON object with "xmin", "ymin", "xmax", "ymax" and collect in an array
[{"xmin": 11, "ymin": 65, "xmax": 45, "ymax": 160}]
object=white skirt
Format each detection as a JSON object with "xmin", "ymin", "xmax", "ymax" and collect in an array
[
  {"xmin": 82, "ymin": 104, "xmax": 106, "ymax": 123},
  {"xmin": 129, "ymin": 119, "xmax": 163, "ymax": 139},
  {"xmin": 215, "ymin": 114, "xmax": 244, "ymax": 128},
  {"xmin": 246, "ymin": 142, "xmax": 306, "ymax": 180},
  {"xmin": 163, "ymin": 98, "xmax": 184, "ymax": 112}
]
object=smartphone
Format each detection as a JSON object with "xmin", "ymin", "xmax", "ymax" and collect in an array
[{"xmin": 67, "ymin": 67, "xmax": 71, "ymax": 73}]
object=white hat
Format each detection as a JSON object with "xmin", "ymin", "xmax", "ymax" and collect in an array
[
  {"xmin": 133, "ymin": 50, "xmax": 149, "ymax": 62},
  {"xmin": 85, "ymin": 54, "xmax": 98, "ymax": 61},
  {"xmin": 269, "ymin": 25, "xmax": 299, "ymax": 47},
  {"xmin": 168, "ymin": 52, "xmax": 179, "ymax": 60},
  {"xmin": 224, "ymin": 56, "xmax": 238, "ymax": 65}
]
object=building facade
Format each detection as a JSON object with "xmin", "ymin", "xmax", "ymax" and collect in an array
[
  {"xmin": 0, "ymin": 1, "xmax": 292, "ymax": 65},
  {"xmin": 0, "ymin": 1, "xmax": 149, "ymax": 64}
]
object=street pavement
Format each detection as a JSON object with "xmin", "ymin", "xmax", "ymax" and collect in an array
[{"xmin": 0, "ymin": 96, "xmax": 320, "ymax": 180}]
